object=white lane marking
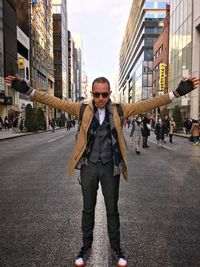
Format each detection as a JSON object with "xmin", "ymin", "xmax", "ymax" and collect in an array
[
  {"xmin": 48, "ymin": 135, "xmax": 65, "ymax": 143},
  {"xmin": 88, "ymin": 186, "xmax": 109, "ymax": 266}
]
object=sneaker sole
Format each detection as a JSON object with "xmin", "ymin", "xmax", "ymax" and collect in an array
[
  {"xmin": 116, "ymin": 262, "xmax": 128, "ymax": 267},
  {"xmin": 109, "ymin": 249, "xmax": 128, "ymax": 267},
  {"xmin": 75, "ymin": 249, "xmax": 92, "ymax": 267}
]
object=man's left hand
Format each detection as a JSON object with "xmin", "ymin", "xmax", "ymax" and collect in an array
[{"xmin": 173, "ymin": 77, "xmax": 200, "ymax": 98}]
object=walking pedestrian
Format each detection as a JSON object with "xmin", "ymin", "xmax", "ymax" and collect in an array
[
  {"xmin": 141, "ymin": 115, "xmax": 151, "ymax": 148},
  {"xmin": 130, "ymin": 115, "xmax": 142, "ymax": 154},
  {"xmin": 50, "ymin": 119, "xmax": 56, "ymax": 133},
  {"xmin": 169, "ymin": 117, "xmax": 176, "ymax": 143},
  {"xmin": 155, "ymin": 117, "xmax": 165, "ymax": 148},
  {"xmin": 66, "ymin": 118, "xmax": 71, "ymax": 131},
  {"xmin": 0, "ymin": 116, "xmax": 3, "ymax": 131},
  {"xmin": 163, "ymin": 115, "xmax": 170, "ymax": 143},
  {"xmin": 4, "ymin": 74, "xmax": 199, "ymax": 267},
  {"xmin": 4, "ymin": 116, "xmax": 9, "ymax": 131},
  {"xmin": 190, "ymin": 119, "xmax": 199, "ymax": 145}
]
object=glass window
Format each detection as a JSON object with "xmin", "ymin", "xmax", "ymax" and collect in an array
[
  {"xmin": 187, "ymin": 0, "xmax": 192, "ymax": 15},
  {"xmin": 148, "ymin": 74, "xmax": 152, "ymax": 85},
  {"xmin": 186, "ymin": 16, "xmax": 192, "ymax": 45},
  {"xmin": 183, "ymin": 0, "xmax": 188, "ymax": 21},
  {"xmin": 145, "ymin": 37, "xmax": 155, "ymax": 46},
  {"xmin": 179, "ymin": 0, "xmax": 183, "ymax": 25},
  {"xmin": 144, "ymin": 49, "xmax": 153, "ymax": 61},
  {"xmin": 182, "ymin": 21, "xmax": 187, "ymax": 47},
  {"xmin": 143, "ymin": 74, "xmax": 148, "ymax": 87}
]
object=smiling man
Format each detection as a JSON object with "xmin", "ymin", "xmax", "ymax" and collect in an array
[{"xmin": 5, "ymin": 74, "xmax": 199, "ymax": 267}]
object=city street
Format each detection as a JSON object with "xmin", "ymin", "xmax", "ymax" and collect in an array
[{"xmin": 0, "ymin": 127, "xmax": 200, "ymax": 267}]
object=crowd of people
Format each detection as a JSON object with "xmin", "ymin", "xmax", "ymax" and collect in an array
[
  {"xmin": 129, "ymin": 114, "xmax": 200, "ymax": 153},
  {"xmin": 0, "ymin": 115, "xmax": 20, "ymax": 131}
]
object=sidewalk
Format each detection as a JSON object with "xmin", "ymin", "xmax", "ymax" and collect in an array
[
  {"xmin": 0, "ymin": 130, "xmax": 31, "ymax": 141},
  {"xmin": 174, "ymin": 132, "xmax": 190, "ymax": 139},
  {"xmin": 0, "ymin": 128, "xmax": 54, "ymax": 141}
]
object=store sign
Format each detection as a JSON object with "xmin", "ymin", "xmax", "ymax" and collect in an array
[
  {"xmin": 17, "ymin": 27, "xmax": 30, "ymax": 50},
  {"xmin": 159, "ymin": 63, "xmax": 166, "ymax": 91}
]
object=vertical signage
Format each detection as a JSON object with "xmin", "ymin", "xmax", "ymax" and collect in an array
[{"xmin": 159, "ymin": 63, "xmax": 166, "ymax": 92}]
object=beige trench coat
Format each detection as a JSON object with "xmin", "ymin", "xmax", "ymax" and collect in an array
[{"xmin": 32, "ymin": 91, "xmax": 171, "ymax": 180}]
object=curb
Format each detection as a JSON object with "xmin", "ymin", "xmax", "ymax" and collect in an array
[
  {"xmin": 174, "ymin": 133, "xmax": 190, "ymax": 139},
  {"xmin": 0, "ymin": 128, "xmax": 62, "ymax": 141}
]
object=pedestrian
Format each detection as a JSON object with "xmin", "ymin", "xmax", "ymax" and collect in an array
[
  {"xmin": 169, "ymin": 117, "xmax": 176, "ymax": 143},
  {"xmin": 163, "ymin": 115, "xmax": 170, "ymax": 143},
  {"xmin": 4, "ymin": 74, "xmax": 199, "ymax": 267},
  {"xmin": 130, "ymin": 115, "xmax": 142, "ymax": 154},
  {"xmin": 66, "ymin": 118, "xmax": 71, "ymax": 131},
  {"xmin": 141, "ymin": 115, "xmax": 151, "ymax": 148},
  {"xmin": 4, "ymin": 116, "xmax": 9, "ymax": 131},
  {"xmin": 190, "ymin": 119, "xmax": 199, "ymax": 145},
  {"xmin": 0, "ymin": 116, "xmax": 3, "ymax": 131},
  {"xmin": 155, "ymin": 117, "xmax": 165, "ymax": 148},
  {"xmin": 50, "ymin": 119, "xmax": 56, "ymax": 132}
]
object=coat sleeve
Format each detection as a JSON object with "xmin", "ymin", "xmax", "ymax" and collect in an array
[
  {"xmin": 122, "ymin": 94, "xmax": 172, "ymax": 118},
  {"xmin": 32, "ymin": 90, "xmax": 81, "ymax": 118}
]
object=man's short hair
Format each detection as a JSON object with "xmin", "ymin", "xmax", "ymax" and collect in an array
[{"xmin": 92, "ymin": 77, "xmax": 110, "ymax": 91}]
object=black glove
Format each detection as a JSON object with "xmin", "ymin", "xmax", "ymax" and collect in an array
[
  {"xmin": 11, "ymin": 78, "xmax": 33, "ymax": 95},
  {"xmin": 173, "ymin": 79, "xmax": 194, "ymax": 98}
]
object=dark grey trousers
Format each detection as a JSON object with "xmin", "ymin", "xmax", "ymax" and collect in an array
[{"xmin": 80, "ymin": 160, "xmax": 120, "ymax": 249}]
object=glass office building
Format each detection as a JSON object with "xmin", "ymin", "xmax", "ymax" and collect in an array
[
  {"xmin": 168, "ymin": 0, "xmax": 200, "ymax": 119},
  {"xmin": 119, "ymin": 0, "xmax": 167, "ymax": 103}
]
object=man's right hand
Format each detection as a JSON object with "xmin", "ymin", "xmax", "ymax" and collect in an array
[{"xmin": 4, "ymin": 75, "xmax": 33, "ymax": 95}]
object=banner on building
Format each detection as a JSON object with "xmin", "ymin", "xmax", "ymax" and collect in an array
[{"xmin": 159, "ymin": 63, "xmax": 166, "ymax": 92}]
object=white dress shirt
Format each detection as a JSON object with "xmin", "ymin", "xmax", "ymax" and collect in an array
[{"xmin": 98, "ymin": 107, "xmax": 105, "ymax": 125}]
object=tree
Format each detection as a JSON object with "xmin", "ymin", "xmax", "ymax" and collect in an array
[
  {"xmin": 25, "ymin": 104, "xmax": 39, "ymax": 132},
  {"xmin": 173, "ymin": 105, "xmax": 183, "ymax": 132},
  {"xmin": 57, "ymin": 113, "xmax": 66, "ymax": 128},
  {"xmin": 36, "ymin": 107, "xmax": 46, "ymax": 130}
]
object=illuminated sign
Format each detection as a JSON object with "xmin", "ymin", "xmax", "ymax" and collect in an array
[
  {"xmin": 18, "ymin": 57, "xmax": 24, "ymax": 69},
  {"xmin": 159, "ymin": 63, "xmax": 166, "ymax": 91}
]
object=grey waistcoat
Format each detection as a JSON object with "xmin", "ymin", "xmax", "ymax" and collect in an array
[{"xmin": 88, "ymin": 118, "xmax": 113, "ymax": 164}]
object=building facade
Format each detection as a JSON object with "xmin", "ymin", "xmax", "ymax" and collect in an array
[
  {"xmin": 153, "ymin": 4, "xmax": 170, "ymax": 97},
  {"xmin": 31, "ymin": 0, "xmax": 54, "ymax": 123},
  {"xmin": 119, "ymin": 0, "xmax": 167, "ymax": 104},
  {"xmin": 53, "ymin": 0, "xmax": 68, "ymax": 106},
  {"xmin": 168, "ymin": 0, "xmax": 200, "ymax": 120}
]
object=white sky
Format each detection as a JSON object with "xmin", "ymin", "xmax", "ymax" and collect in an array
[{"xmin": 67, "ymin": 0, "xmax": 133, "ymax": 86}]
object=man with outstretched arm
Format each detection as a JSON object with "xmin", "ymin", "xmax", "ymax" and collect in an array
[{"xmin": 5, "ymin": 75, "xmax": 199, "ymax": 267}]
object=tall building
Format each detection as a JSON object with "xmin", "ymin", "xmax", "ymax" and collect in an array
[
  {"xmin": 153, "ymin": 4, "xmax": 170, "ymax": 97},
  {"xmin": 0, "ymin": 0, "xmax": 5, "ymax": 115},
  {"xmin": 0, "ymin": 0, "xmax": 31, "ymax": 119},
  {"xmin": 53, "ymin": 0, "xmax": 68, "ymax": 109},
  {"xmin": 68, "ymin": 30, "xmax": 74, "ymax": 101},
  {"xmin": 31, "ymin": 0, "xmax": 54, "ymax": 122},
  {"xmin": 72, "ymin": 33, "xmax": 82, "ymax": 101},
  {"xmin": 168, "ymin": 0, "xmax": 200, "ymax": 120},
  {"xmin": 119, "ymin": 0, "xmax": 167, "ymax": 104}
]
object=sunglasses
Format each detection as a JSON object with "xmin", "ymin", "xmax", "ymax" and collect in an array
[{"xmin": 92, "ymin": 92, "xmax": 109, "ymax": 98}]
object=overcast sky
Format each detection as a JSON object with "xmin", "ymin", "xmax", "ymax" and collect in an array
[{"xmin": 67, "ymin": 0, "xmax": 133, "ymax": 86}]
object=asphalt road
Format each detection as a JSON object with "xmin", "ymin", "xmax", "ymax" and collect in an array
[{"xmin": 0, "ymin": 127, "xmax": 200, "ymax": 267}]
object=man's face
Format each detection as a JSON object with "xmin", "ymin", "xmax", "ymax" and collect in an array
[{"xmin": 91, "ymin": 82, "xmax": 111, "ymax": 109}]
